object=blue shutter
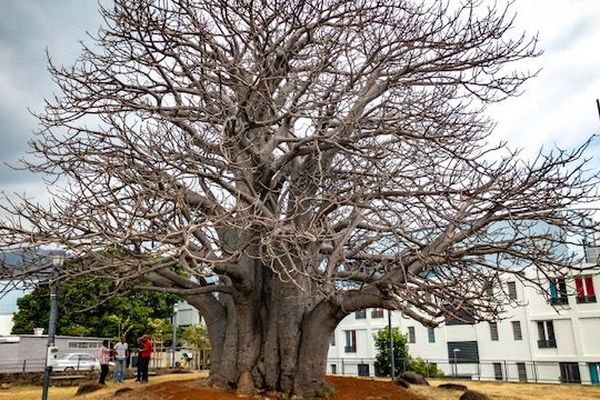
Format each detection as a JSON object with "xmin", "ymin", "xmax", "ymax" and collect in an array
[
  {"xmin": 549, "ymin": 280, "xmax": 558, "ymax": 299},
  {"xmin": 589, "ymin": 363, "xmax": 599, "ymax": 385}
]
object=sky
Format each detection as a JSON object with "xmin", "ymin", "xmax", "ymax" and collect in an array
[
  {"xmin": 0, "ymin": 0, "xmax": 598, "ymax": 201},
  {"xmin": 0, "ymin": 0, "xmax": 599, "ymax": 312}
]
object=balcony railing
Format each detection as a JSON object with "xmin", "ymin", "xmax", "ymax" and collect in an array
[
  {"xmin": 549, "ymin": 297, "xmax": 568, "ymax": 306},
  {"xmin": 537, "ymin": 339, "xmax": 557, "ymax": 348},
  {"xmin": 576, "ymin": 295, "xmax": 597, "ymax": 304}
]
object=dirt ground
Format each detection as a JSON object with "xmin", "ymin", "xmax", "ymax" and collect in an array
[
  {"xmin": 3, "ymin": 372, "xmax": 600, "ymax": 400},
  {"xmin": 125, "ymin": 375, "xmax": 422, "ymax": 400}
]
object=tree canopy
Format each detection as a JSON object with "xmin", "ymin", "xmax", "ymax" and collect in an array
[
  {"xmin": 0, "ymin": 0, "xmax": 598, "ymax": 396},
  {"xmin": 11, "ymin": 275, "xmax": 178, "ymax": 343}
]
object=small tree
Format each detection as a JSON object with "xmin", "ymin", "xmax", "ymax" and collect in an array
[
  {"xmin": 182, "ymin": 324, "xmax": 212, "ymax": 369},
  {"xmin": 374, "ymin": 327, "xmax": 409, "ymax": 377},
  {"xmin": 182, "ymin": 324, "xmax": 210, "ymax": 350}
]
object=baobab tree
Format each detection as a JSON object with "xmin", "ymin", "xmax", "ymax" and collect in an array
[{"xmin": 1, "ymin": 0, "xmax": 599, "ymax": 396}]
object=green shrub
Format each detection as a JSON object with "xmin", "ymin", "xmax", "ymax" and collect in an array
[{"xmin": 408, "ymin": 357, "xmax": 444, "ymax": 378}]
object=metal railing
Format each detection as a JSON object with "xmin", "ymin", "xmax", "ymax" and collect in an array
[
  {"xmin": 326, "ymin": 357, "xmax": 600, "ymax": 385},
  {"xmin": 0, "ymin": 358, "xmax": 46, "ymax": 373}
]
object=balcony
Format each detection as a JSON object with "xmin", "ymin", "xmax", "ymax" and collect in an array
[
  {"xmin": 537, "ymin": 339, "xmax": 557, "ymax": 348},
  {"xmin": 344, "ymin": 346, "xmax": 357, "ymax": 353},
  {"xmin": 576, "ymin": 295, "xmax": 597, "ymax": 304},
  {"xmin": 549, "ymin": 297, "xmax": 569, "ymax": 306}
]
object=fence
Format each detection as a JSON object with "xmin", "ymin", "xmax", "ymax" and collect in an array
[
  {"xmin": 0, "ymin": 348, "xmax": 209, "ymax": 375},
  {"xmin": 0, "ymin": 358, "xmax": 46, "ymax": 374},
  {"xmin": 326, "ymin": 357, "xmax": 600, "ymax": 385}
]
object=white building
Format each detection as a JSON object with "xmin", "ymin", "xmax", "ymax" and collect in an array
[
  {"xmin": 327, "ymin": 264, "xmax": 600, "ymax": 385},
  {"xmin": 0, "ymin": 313, "xmax": 14, "ymax": 336}
]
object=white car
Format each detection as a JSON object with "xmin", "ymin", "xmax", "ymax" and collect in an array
[{"xmin": 53, "ymin": 352, "xmax": 101, "ymax": 371}]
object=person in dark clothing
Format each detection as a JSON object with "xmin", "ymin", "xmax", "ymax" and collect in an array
[{"xmin": 98, "ymin": 339, "xmax": 111, "ymax": 385}]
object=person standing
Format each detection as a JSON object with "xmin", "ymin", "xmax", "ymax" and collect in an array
[
  {"xmin": 137, "ymin": 334, "xmax": 153, "ymax": 383},
  {"xmin": 113, "ymin": 337, "xmax": 128, "ymax": 383},
  {"xmin": 98, "ymin": 340, "xmax": 111, "ymax": 385}
]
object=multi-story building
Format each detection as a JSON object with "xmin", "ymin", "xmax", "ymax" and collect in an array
[{"xmin": 327, "ymin": 263, "xmax": 600, "ymax": 385}]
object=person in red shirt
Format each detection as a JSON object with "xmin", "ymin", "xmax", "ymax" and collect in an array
[{"xmin": 136, "ymin": 334, "xmax": 153, "ymax": 383}]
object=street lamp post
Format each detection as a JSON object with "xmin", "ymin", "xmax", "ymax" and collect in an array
[
  {"xmin": 452, "ymin": 348, "xmax": 461, "ymax": 378},
  {"xmin": 41, "ymin": 251, "xmax": 64, "ymax": 400},
  {"xmin": 388, "ymin": 310, "xmax": 395, "ymax": 380},
  {"xmin": 172, "ymin": 304, "xmax": 178, "ymax": 368}
]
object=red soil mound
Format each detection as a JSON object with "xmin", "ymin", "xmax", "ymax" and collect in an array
[
  {"xmin": 326, "ymin": 376, "xmax": 422, "ymax": 400},
  {"xmin": 135, "ymin": 376, "xmax": 422, "ymax": 400}
]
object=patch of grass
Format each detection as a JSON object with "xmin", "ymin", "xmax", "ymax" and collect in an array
[
  {"xmin": 0, "ymin": 371, "xmax": 208, "ymax": 400},
  {"xmin": 410, "ymin": 378, "xmax": 600, "ymax": 400},
  {"xmin": 314, "ymin": 381, "xmax": 336, "ymax": 400}
]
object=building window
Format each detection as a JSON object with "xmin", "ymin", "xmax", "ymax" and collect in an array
[
  {"xmin": 357, "ymin": 364, "xmax": 370, "ymax": 377},
  {"xmin": 344, "ymin": 330, "xmax": 356, "ymax": 353},
  {"xmin": 559, "ymin": 362, "xmax": 581, "ymax": 383},
  {"xmin": 493, "ymin": 363, "xmax": 503, "ymax": 380},
  {"xmin": 507, "ymin": 281, "xmax": 518, "ymax": 300},
  {"xmin": 537, "ymin": 321, "xmax": 556, "ymax": 348},
  {"xmin": 68, "ymin": 341, "xmax": 101, "ymax": 349},
  {"xmin": 489, "ymin": 322, "xmax": 499, "ymax": 341},
  {"xmin": 371, "ymin": 308, "xmax": 384, "ymax": 318},
  {"xmin": 549, "ymin": 278, "xmax": 568, "ymax": 305},
  {"xmin": 575, "ymin": 276, "xmax": 596, "ymax": 304},
  {"xmin": 330, "ymin": 334, "xmax": 336, "ymax": 346},
  {"xmin": 517, "ymin": 362, "xmax": 527, "ymax": 382},
  {"xmin": 427, "ymin": 327, "xmax": 435, "ymax": 343},
  {"xmin": 447, "ymin": 341, "xmax": 480, "ymax": 363},
  {"xmin": 355, "ymin": 309, "xmax": 367, "ymax": 319},
  {"xmin": 511, "ymin": 321, "xmax": 523, "ymax": 341},
  {"xmin": 445, "ymin": 309, "xmax": 475, "ymax": 325},
  {"xmin": 330, "ymin": 364, "xmax": 337, "ymax": 374},
  {"xmin": 408, "ymin": 327, "xmax": 416, "ymax": 344},
  {"xmin": 588, "ymin": 363, "xmax": 600, "ymax": 385}
]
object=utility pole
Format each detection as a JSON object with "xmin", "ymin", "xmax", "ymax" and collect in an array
[
  {"xmin": 41, "ymin": 251, "xmax": 64, "ymax": 400},
  {"xmin": 172, "ymin": 304, "xmax": 178, "ymax": 368},
  {"xmin": 388, "ymin": 309, "xmax": 395, "ymax": 380}
]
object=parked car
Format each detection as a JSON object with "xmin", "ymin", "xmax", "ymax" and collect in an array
[{"xmin": 53, "ymin": 352, "xmax": 101, "ymax": 371}]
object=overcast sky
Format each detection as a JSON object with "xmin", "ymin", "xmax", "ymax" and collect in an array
[{"xmin": 1, "ymin": 0, "xmax": 599, "ymax": 201}]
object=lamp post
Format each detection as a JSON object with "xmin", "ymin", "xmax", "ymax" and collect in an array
[
  {"xmin": 41, "ymin": 251, "xmax": 64, "ymax": 400},
  {"xmin": 388, "ymin": 309, "xmax": 395, "ymax": 380},
  {"xmin": 452, "ymin": 348, "xmax": 461, "ymax": 378},
  {"xmin": 172, "ymin": 304, "xmax": 178, "ymax": 368}
]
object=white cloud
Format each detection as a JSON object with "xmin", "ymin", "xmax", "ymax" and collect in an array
[{"xmin": 487, "ymin": 0, "xmax": 600, "ymax": 158}]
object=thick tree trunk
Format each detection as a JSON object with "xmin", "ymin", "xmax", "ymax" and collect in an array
[{"xmin": 188, "ymin": 271, "xmax": 340, "ymax": 398}]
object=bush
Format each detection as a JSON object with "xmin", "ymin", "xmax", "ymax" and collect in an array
[{"xmin": 408, "ymin": 357, "xmax": 444, "ymax": 378}]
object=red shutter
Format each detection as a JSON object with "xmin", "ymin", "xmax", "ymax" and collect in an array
[
  {"xmin": 585, "ymin": 276, "xmax": 595, "ymax": 296},
  {"xmin": 575, "ymin": 277, "xmax": 584, "ymax": 298},
  {"xmin": 351, "ymin": 330, "xmax": 356, "ymax": 347}
]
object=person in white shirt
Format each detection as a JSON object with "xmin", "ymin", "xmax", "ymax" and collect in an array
[{"xmin": 113, "ymin": 337, "xmax": 128, "ymax": 383}]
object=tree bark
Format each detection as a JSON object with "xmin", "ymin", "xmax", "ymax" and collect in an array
[{"xmin": 183, "ymin": 270, "xmax": 340, "ymax": 397}]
